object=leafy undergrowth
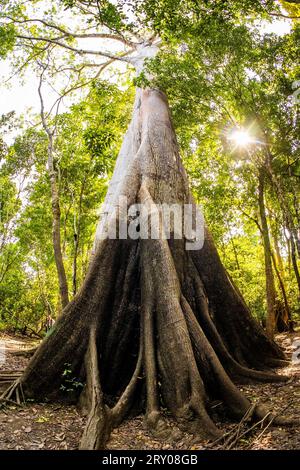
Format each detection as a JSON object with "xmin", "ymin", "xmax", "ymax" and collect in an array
[{"xmin": 0, "ymin": 332, "xmax": 299, "ymax": 450}]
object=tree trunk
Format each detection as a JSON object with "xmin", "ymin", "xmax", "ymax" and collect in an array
[
  {"xmin": 72, "ymin": 180, "xmax": 85, "ymax": 296},
  {"xmin": 5, "ymin": 85, "xmax": 294, "ymax": 448},
  {"xmin": 273, "ymin": 233, "xmax": 284, "ymax": 274},
  {"xmin": 258, "ymin": 170, "xmax": 277, "ymax": 339},
  {"xmin": 38, "ymin": 74, "xmax": 69, "ymax": 310},
  {"xmin": 271, "ymin": 231, "xmax": 293, "ymax": 331},
  {"xmin": 47, "ymin": 134, "xmax": 70, "ymax": 310},
  {"xmin": 271, "ymin": 251, "xmax": 293, "ymax": 332},
  {"xmin": 72, "ymin": 201, "xmax": 79, "ymax": 296},
  {"xmin": 290, "ymin": 232, "xmax": 300, "ymax": 295}
]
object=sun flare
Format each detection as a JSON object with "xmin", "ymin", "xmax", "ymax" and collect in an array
[{"xmin": 228, "ymin": 129, "xmax": 254, "ymax": 147}]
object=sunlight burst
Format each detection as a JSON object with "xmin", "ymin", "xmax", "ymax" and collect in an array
[{"xmin": 228, "ymin": 129, "xmax": 254, "ymax": 147}]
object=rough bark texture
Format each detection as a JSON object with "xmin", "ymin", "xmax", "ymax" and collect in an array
[{"xmin": 4, "ymin": 87, "xmax": 294, "ymax": 448}]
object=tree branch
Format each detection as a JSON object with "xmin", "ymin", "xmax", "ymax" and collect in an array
[
  {"xmin": 6, "ymin": 17, "xmax": 137, "ymax": 46},
  {"xmin": 239, "ymin": 207, "xmax": 263, "ymax": 234},
  {"xmin": 269, "ymin": 12, "xmax": 300, "ymax": 19},
  {"xmin": 15, "ymin": 34, "xmax": 134, "ymax": 62}
]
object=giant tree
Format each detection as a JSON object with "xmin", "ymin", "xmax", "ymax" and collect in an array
[{"xmin": 1, "ymin": 0, "xmax": 299, "ymax": 449}]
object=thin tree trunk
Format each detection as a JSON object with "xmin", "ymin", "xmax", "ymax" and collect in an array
[
  {"xmin": 62, "ymin": 203, "xmax": 72, "ymax": 256},
  {"xmin": 290, "ymin": 232, "xmax": 300, "ymax": 294},
  {"xmin": 226, "ymin": 220, "xmax": 240, "ymax": 272},
  {"xmin": 258, "ymin": 169, "xmax": 277, "ymax": 339},
  {"xmin": 73, "ymin": 232, "xmax": 79, "ymax": 296},
  {"xmin": 284, "ymin": 230, "xmax": 292, "ymax": 273},
  {"xmin": 46, "ymin": 132, "xmax": 70, "ymax": 310},
  {"xmin": 72, "ymin": 199, "xmax": 79, "ymax": 297},
  {"xmin": 72, "ymin": 181, "xmax": 85, "ymax": 296},
  {"xmin": 270, "ymin": 249, "xmax": 293, "ymax": 332},
  {"xmin": 269, "ymin": 224, "xmax": 292, "ymax": 330},
  {"xmin": 38, "ymin": 72, "xmax": 69, "ymax": 310},
  {"xmin": 273, "ymin": 232, "xmax": 284, "ymax": 274}
]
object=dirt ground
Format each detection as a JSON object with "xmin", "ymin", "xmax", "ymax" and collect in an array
[{"xmin": 0, "ymin": 331, "xmax": 299, "ymax": 450}]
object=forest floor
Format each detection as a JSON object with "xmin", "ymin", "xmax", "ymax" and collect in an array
[{"xmin": 0, "ymin": 331, "xmax": 299, "ymax": 450}]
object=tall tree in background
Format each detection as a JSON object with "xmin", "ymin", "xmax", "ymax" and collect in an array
[
  {"xmin": 1, "ymin": 0, "xmax": 299, "ymax": 449},
  {"xmin": 37, "ymin": 62, "xmax": 70, "ymax": 309}
]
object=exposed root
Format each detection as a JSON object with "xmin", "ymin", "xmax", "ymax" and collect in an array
[
  {"xmin": 140, "ymin": 184, "xmax": 221, "ymax": 440},
  {"xmin": 79, "ymin": 325, "xmax": 111, "ymax": 450},
  {"xmin": 0, "ymin": 379, "xmax": 26, "ymax": 405},
  {"xmin": 145, "ymin": 413, "xmax": 173, "ymax": 440},
  {"xmin": 3, "ymin": 220, "xmax": 298, "ymax": 449},
  {"xmin": 190, "ymin": 266, "xmax": 287, "ymax": 383},
  {"xmin": 111, "ymin": 322, "xmax": 144, "ymax": 427},
  {"xmin": 12, "ymin": 347, "xmax": 38, "ymax": 358},
  {"xmin": 255, "ymin": 403, "xmax": 300, "ymax": 426},
  {"xmin": 141, "ymin": 238, "xmax": 164, "ymax": 436},
  {"xmin": 80, "ymin": 307, "xmax": 144, "ymax": 449},
  {"xmin": 0, "ymin": 371, "xmax": 23, "ymax": 381},
  {"xmin": 0, "ymin": 397, "xmax": 24, "ymax": 409},
  {"xmin": 263, "ymin": 358, "xmax": 290, "ymax": 368},
  {"xmin": 191, "ymin": 230, "xmax": 287, "ymax": 368}
]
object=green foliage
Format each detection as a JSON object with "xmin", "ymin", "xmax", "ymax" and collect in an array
[
  {"xmin": 0, "ymin": 24, "xmax": 15, "ymax": 58},
  {"xmin": 60, "ymin": 363, "xmax": 83, "ymax": 393},
  {"xmin": 132, "ymin": 0, "xmax": 277, "ymax": 39},
  {"xmin": 61, "ymin": 0, "xmax": 134, "ymax": 31}
]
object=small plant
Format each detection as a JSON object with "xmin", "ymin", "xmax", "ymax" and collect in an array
[{"xmin": 60, "ymin": 363, "xmax": 84, "ymax": 393}]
